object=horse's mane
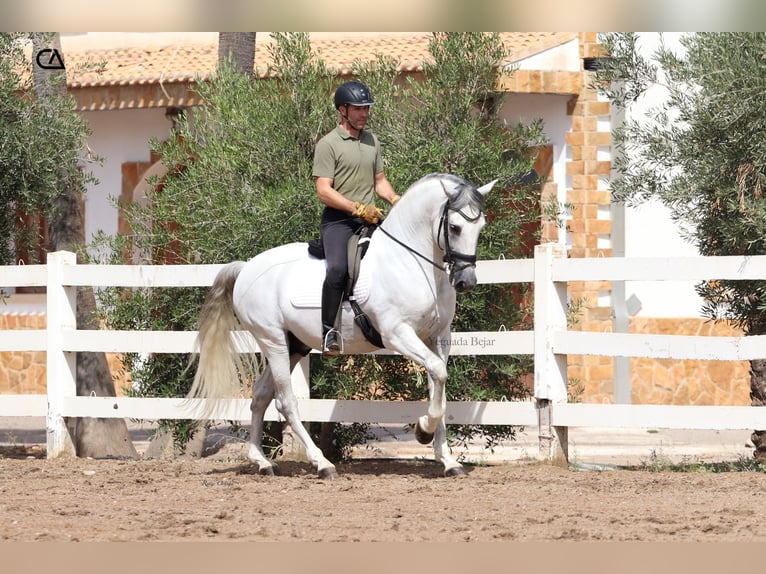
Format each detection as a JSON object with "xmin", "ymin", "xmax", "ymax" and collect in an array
[{"xmin": 415, "ymin": 173, "xmax": 486, "ymax": 213}]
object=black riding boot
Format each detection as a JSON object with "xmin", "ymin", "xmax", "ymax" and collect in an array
[{"xmin": 321, "ymin": 283, "xmax": 344, "ymax": 356}]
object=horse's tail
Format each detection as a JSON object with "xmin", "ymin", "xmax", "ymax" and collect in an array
[{"xmin": 187, "ymin": 261, "xmax": 256, "ymax": 417}]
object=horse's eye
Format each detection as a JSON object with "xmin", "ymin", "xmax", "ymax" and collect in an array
[{"xmin": 449, "ymin": 224, "xmax": 461, "ymax": 235}]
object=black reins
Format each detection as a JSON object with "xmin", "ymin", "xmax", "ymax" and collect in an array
[
  {"xmin": 378, "ymin": 188, "xmax": 484, "ymax": 275},
  {"xmin": 378, "ymin": 224, "xmax": 446, "ymax": 271}
]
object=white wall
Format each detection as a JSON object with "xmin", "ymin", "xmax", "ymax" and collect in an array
[
  {"xmin": 3, "ymin": 108, "xmax": 170, "ymax": 309},
  {"xmin": 624, "ymin": 200, "xmax": 702, "ymax": 318},
  {"xmin": 504, "ymin": 33, "xmax": 703, "ymax": 318},
  {"xmin": 501, "ymin": 93, "xmax": 573, "ymax": 246},
  {"xmin": 617, "ymin": 33, "xmax": 704, "ymax": 318},
  {"xmin": 516, "ymin": 38, "xmax": 581, "ymax": 72},
  {"xmin": 81, "ymin": 108, "xmax": 172, "ymax": 247}
]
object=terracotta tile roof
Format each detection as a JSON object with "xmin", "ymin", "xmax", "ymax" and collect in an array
[{"xmin": 65, "ymin": 32, "xmax": 578, "ymax": 88}]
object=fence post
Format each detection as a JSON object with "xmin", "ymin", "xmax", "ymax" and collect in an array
[
  {"xmin": 46, "ymin": 251, "xmax": 77, "ymax": 458},
  {"xmin": 533, "ymin": 243, "xmax": 569, "ymax": 463}
]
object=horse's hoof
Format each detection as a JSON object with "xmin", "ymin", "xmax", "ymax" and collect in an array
[
  {"xmin": 318, "ymin": 467, "xmax": 338, "ymax": 480},
  {"xmin": 259, "ymin": 465, "xmax": 276, "ymax": 476},
  {"xmin": 415, "ymin": 423, "xmax": 434, "ymax": 445},
  {"xmin": 445, "ymin": 466, "xmax": 466, "ymax": 478}
]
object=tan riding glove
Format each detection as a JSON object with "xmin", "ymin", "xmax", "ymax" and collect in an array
[
  {"xmin": 390, "ymin": 194, "xmax": 401, "ymax": 205},
  {"xmin": 352, "ymin": 202, "xmax": 383, "ymax": 224}
]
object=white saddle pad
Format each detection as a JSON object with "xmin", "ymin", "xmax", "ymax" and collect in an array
[{"xmin": 289, "ymin": 255, "xmax": 372, "ymax": 308}]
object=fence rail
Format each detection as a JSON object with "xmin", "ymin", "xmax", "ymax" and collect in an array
[{"xmin": 2, "ymin": 246, "xmax": 766, "ymax": 460}]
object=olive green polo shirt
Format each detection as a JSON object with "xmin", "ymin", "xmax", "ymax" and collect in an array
[{"xmin": 312, "ymin": 124, "xmax": 383, "ymax": 205}]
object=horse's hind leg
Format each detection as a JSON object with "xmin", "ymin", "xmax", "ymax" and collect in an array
[
  {"xmin": 248, "ymin": 345, "xmax": 312, "ymax": 476},
  {"xmin": 248, "ymin": 367, "xmax": 277, "ymax": 475},
  {"xmin": 267, "ymin": 347, "xmax": 338, "ymax": 480}
]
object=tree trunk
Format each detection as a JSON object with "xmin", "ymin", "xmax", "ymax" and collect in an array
[
  {"xmin": 218, "ymin": 32, "xmax": 256, "ymax": 78},
  {"xmin": 749, "ymin": 358, "xmax": 766, "ymax": 461},
  {"xmin": 33, "ymin": 33, "xmax": 137, "ymax": 459}
]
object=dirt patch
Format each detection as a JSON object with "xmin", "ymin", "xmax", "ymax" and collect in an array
[{"xmin": 1, "ymin": 444, "xmax": 765, "ymax": 542}]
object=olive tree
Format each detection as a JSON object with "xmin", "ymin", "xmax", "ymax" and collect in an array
[
  {"xmin": 0, "ymin": 33, "xmax": 91, "ymax": 265},
  {"xmin": 594, "ymin": 32, "xmax": 766, "ymax": 459},
  {"xmin": 2, "ymin": 32, "xmax": 137, "ymax": 458}
]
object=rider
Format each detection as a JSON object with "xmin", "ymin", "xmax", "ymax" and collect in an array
[{"xmin": 312, "ymin": 80, "xmax": 400, "ymax": 356}]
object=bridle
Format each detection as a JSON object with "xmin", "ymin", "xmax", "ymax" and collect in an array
[
  {"xmin": 437, "ymin": 201, "xmax": 484, "ymax": 274},
  {"xmin": 378, "ymin": 192, "xmax": 484, "ymax": 277}
]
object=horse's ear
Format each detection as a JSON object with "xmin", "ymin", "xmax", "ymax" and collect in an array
[{"xmin": 477, "ymin": 179, "xmax": 498, "ymax": 196}]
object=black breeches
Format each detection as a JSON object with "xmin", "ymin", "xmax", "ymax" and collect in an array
[{"xmin": 320, "ymin": 211, "xmax": 359, "ymax": 292}]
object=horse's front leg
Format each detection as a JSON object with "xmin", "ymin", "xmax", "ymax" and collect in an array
[
  {"xmin": 388, "ymin": 327, "xmax": 464, "ymax": 477},
  {"xmin": 434, "ymin": 418, "xmax": 464, "ymax": 477},
  {"xmin": 412, "ymin": 327, "xmax": 451, "ymax": 439},
  {"xmin": 414, "ymin": 368, "xmax": 463, "ymax": 476},
  {"xmin": 414, "ymin": 363, "xmax": 446, "ymax": 442}
]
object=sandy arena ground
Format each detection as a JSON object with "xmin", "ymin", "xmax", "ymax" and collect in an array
[{"xmin": 1, "ymin": 418, "xmax": 764, "ymax": 542}]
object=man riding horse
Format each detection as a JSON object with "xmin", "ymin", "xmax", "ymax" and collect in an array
[
  {"xmin": 312, "ymin": 81, "xmax": 400, "ymax": 356},
  {"xmin": 189, "ymin": 79, "xmax": 496, "ymax": 478}
]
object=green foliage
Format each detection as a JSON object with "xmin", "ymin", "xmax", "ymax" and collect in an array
[
  {"xmin": 595, "ymin": 33, "xmax": 766, "ymax": 335},
  {"xmin": 0, "ymin": 33, "xmax": 95, "ymax": 264},
  {"xmin": 630, "ymin": 451, "xmax": 766, "ymax": 473},
  {"xmin": 126, "ymin": 37, "xmax": 334, "ymax": 264},
  {"xmin": 96, "ymin": 32, "xmax": 546, "ymax": 455}
]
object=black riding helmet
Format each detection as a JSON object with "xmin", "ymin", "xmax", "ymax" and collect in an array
[{"xmin": 334, "ymin": 81, "xmax": 374, "ymax": 109}]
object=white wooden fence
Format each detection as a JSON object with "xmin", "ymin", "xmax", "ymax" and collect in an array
[{"xmin": 2, "ymin": 245, "xmax": 766, "ymax": 460}]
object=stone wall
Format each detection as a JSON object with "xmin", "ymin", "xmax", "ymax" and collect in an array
[
  {"xmin": 629, "ymin": 318, "xmax": 749, "ymax": 406},
  {"xmin": 0, "ymin": 312, "xmax": 131, "ymax": 396},
  {"xmin": 0, "ymin": 313, "xmax": 46, "ymax": 394},
  {"xmin": 571, "ymin": 317, "xmax": 750, "ymax": 406}
]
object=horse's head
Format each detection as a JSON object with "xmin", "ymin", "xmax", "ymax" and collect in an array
[
  {"xmin": 439, "ymin": 176, "xmax": 496, "ymax": 293},
  {"xmin": 380, "ymin": 173, "xmax": 496, "ymax": 293}
]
